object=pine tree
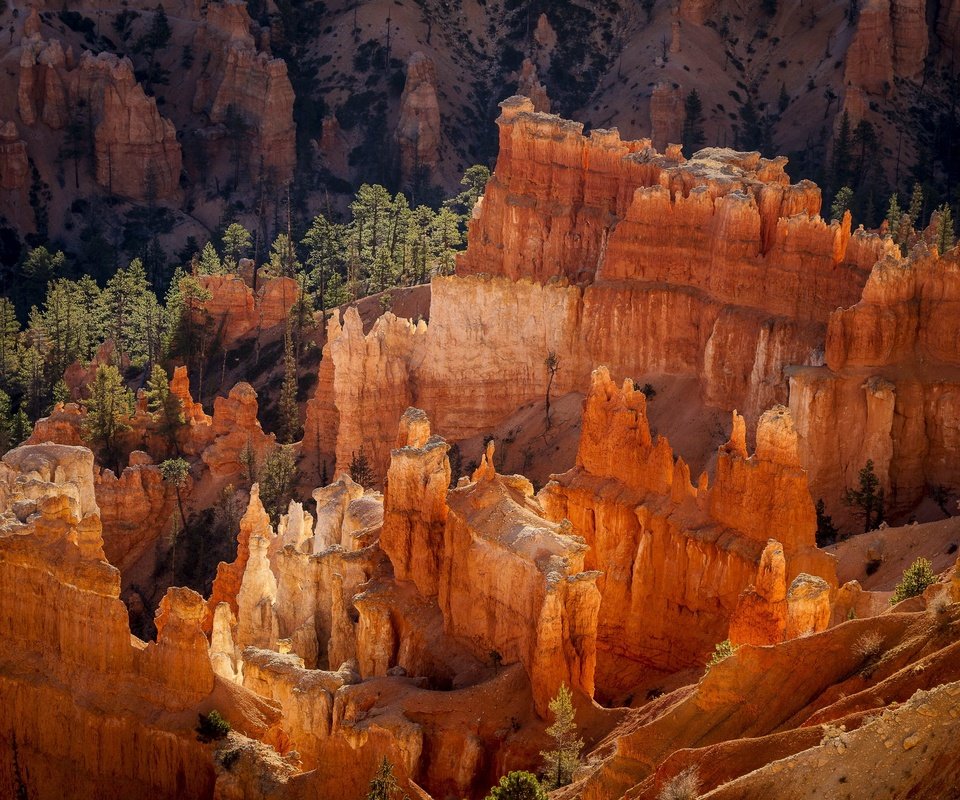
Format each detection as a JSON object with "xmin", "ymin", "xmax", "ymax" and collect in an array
[
  {"xmin": 830, "ymin": 186, "xmax": 854, "ymax": 222},
  {"xmin": 445, "ymin": 164, "xmax": 491, "ymax": 217},
  {"xmin": 17, "ymin": 343, "xmax": 48, "ymax": 420},
  {"xmin": 0, "ymin": 297, "xmax": 21, "ymax": 391},
  {"xmin": 198, "ymin": 241, "xmax": 223, "ymax": 275},
  {"xmin": 885, "ymin": 194, "xmax": 902, "ymax": 239},
  {"xmin": 303, "ymin": 214, "xmax": 344, "ymax": 317},
  {"xmin": 682, "ymin": 90, "xmax": 706, "ymax": 153},
  {"xmin": 144, "ymin": 364, "xmax": 185, "ymax": 452},
  {"xmin": 890, "ymin": 558, "xmax": 935, "ymax": 604},
  {"xmin": 277, "ymin": 329, "xmax": 300, "ymax": 444},
  {"xmin": 268, "ymin": 233, "xmax": 301, "ymax": 278},
  {"xmin": 365, "ymin": 757, "xmax": 400, "ymax": 800},
  {"xmin": 159, "ymin": 457, "xmax": 190, "ymax": 530},
  {"xmin": 843, "ymin": 459, "xmax": 885, "ymax": 533},
  {"xmin": 430, "ymin": 207, "xmax": 462, "ymax": 276},
  {"xmin": 33, "ymin": 278, "xmax": 94, "ymax": 379},
  {"xmin": 907, "ymin": 183, "xmax": 924, "ymax": 229},
  {"xmin": 10, "ymin": 409, "xmax": 31, "ymax": 447},
  {"xmin": 831, "ymin": 112, "xmax": 852, "ymax": 191},
  {"xmin": 221, "ymin": 222, "xmax": 253, "ymax": 272},
  {"xmin": 0, "ymin": 388, "xmax": 13, "ymax": 454},
  {"xmin": 935, "ymin": 204, "xmax": 955, "ymax": 255},
  {"xmin": 349, "ymin": 449, "xmax": 374, "ymax": 488},
  {"xmin": 101, "ymin": 259, "xmax": 155, "ymax": 367},
  {"xmin": 82, "ymin": 363, "xmax": 133, "ymax": 470},
  {"xmin": 19, "ymin": 246, "xmax": 66, "ymax": 312},
  {"xmin": 540, "ymin": 684, "xmax": 583, "ymax": 789},
  {"xmin": 257, "ymin": 444, "xmax": 297, "ymax": 524}
]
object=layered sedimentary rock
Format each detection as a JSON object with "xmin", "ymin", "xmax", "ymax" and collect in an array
[
  {"xmin": 396, "ymin": 52, "xmax": 442, "ymax": 186},
  {"xmin": 0, "ymin": 121, "xmax": 29, "ymax": 190},
  {"xmin": 18, "ymin": 35, "xmax": 181, "ymax": 199},
  {"xmin": 539, "ymin": 369, "xmax": 835, "ymax": 697},
  {"xmin": 679, "ymin": 0, "xmax": 715, "ymax": 24},
  {"xmin": 197, "ymin": 274, "xmax": 300, "ymax": 344},
  {"xmin": 517, "ymin": 59, "xmax": 551, "ymax": 113},
  {"xmin": 94, "ymin": 454, "xmax": 178, "ymax": 576},
  {"xmin": 789, "ymin": 244, "xmax": 960, "ymax": 518},
  {"xmin": 379, "ymin": 409, "xmax": 450, "ymax": 597},
  {"xmin": 650, "ymin": 81, "xmax": 683, "ymax": 150},
  {"xmin": 0, "ymin": 443, "xmax": 278, "ymax": 799},
  {"xmin": 441, "ymin": 445, "xmax": 601, "ymax": 715},
  {"xmin": 194, "ymin": 1, "xmax": 297, "ymax": 182},
  {"xmin": 845, "ymin": 0, "xmax": 928, "ymax": 94},
  {"xmin": 201, "ymin": 382, "xmax": 276, "ymax": 479}
]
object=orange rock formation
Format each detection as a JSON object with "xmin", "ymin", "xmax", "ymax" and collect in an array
[{"xmin": 396, "ymin": 52, "xmax": 441, "ymax": 186}]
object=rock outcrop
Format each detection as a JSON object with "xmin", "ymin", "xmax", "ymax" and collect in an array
[
  {"xmin": 18, "ymin": 36, "xmax": 181, "ymax": 200},
  {"xmin": 396, "ymin": 52, "xmax": 441, "ymax": 186},
  {"xmin": 0, "ymin": 444, "xmax": 278, "ymax": 799},
  {"xmin": 201, "ymin": 382, "xmax": 276, "ymax": 480},
  {"xmin": 197, "ymin": 274, "xmax": 300, "ymax": 344},
  {"xmin": 650, "ymin": 81, "xmax": 684, "ymax": 151},
  {"xmin": 539, "ymin": 369, "xmax": 835, "ymax": 697},
  {"xmin": 845, "ymin": 0, "xmax": 928, "ymax": 95},
  {"xmin": 0, "ymin": 121, "xmax": 29, "ymax": 191},
  {"xmin": 789, "ymin": 243, "xmax": 960, "ymax": 520},
  {"xmin": 516, "ymin": 59, "xmax": 551, "ymax": 114},
  {"xmin": 194, "ymin": 1, "xmax": 297, "ymax": 183}
]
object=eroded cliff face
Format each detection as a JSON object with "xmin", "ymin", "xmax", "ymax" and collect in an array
[
  {"xmin": 538, "ymin": 368, "xmax": 835, "ymax": 698},
  {"xmin": 194, "ymin": 0, "xmax": 296, "ymax": 183},
  {"xmin": 396, "ymin": 52, "xmax": 442, "ymax": 186},
  {"xmin": 0, "ymin": 443, "xmax": 279, "ymax": 800},
  {"xmin": 18, "ymin": 32, "xmax": 181, "ymax": 200},
  {"xmin": 790, "ymin": 243, "xmax": 960, "ymax": 520},
  {"xmin": 305, "ymin": 98, "xmax": 889, "ymax": 483}
]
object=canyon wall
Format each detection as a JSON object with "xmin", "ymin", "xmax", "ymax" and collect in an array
[
  {"xmin": 18, "ymin": 33, "xmax": 181, "ymax": 200},
  {"xmin": 790, "ymin": 243, "xmax": 960, "ymax": 519},
  {"xmin": 538, "ymin": 368, "xmax": 835, "ymax": 698},
  {"xmin": 305, "ymin": 99, "xmax": 889, "ymax": 483},
  {"xmin": 0, "ymin": 443, "xmax": 279, "ymax": 800}
]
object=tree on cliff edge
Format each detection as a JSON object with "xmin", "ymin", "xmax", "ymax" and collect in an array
[
  {"xmin": 366, "ymin": 757, "xmax": 402, "ymax": 800},
  {"xmin": 485, "ymin": 771, "xmax": 547, "ymax": 800},
  {"xmin": 540, "ymin": 683, "xmax": 583, "ymax": 789}
]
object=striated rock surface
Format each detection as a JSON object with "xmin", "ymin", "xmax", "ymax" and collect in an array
[
  {"xmin": 789, "ymin": 244, "xmax": 960, "ymax": 519},
  {"xmin": 18, "ymin": 37, "xmax": 181, "ymax": 199},
  {"xmin": 516, "ymin": 59, "xmax": 551, "ymax": 113},
  {"xmin": 306, "ymin": 100, "xmax": 889, "ymax": 482},
  {"xmin": 380, "ymin": 408, "xmax": 450, "ymax": 597},
  {"xmin": 195, "ymin": 1, "xmax": 297, "ymax": 183},
  {"xmin": 0, "ymin": 121, "xmax": 29, "ymax": 191},
  {"xmin": 197, "ymin": 274, "xmax": 300, "ymax": 344},
  {"xmin": 442, "ymin": 444, "xmax": 601, "ymax": 715},
  {"xmin": 201, "ymin": 382, "xmax": 276, "ymax": 480},
  {"xmin": 396, "ymin": 52, "xmax": 441, "ymax": 186},
  {"xmin": 539, "ymin": 369, "xmax": 835, "ymax": 697},
  {"xmin": 0, "ymin": 444, "xmax": 278, "ymax": 799},
  {"xmin": 844, "ymin": 0, "xmax": 895, "ymax": 96},
  {"xmin": 650, "ymin": 81, "xmax": 683, "ymax": 151}
]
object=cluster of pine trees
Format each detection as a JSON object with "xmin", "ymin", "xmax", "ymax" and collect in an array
[{"xmin": 0, "ymin": 167, "xmax": 490, "ymax": 455}]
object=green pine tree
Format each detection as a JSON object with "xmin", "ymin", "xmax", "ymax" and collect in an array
[
  {"xmin": 82, "ymin": 363, "xmax": 133, "ymax": 470},
  {"xmin": 682, "ymin": 89, "xmax": 706, "ymax": 153},
  {"xmin": 830, "ymin": 186, "xmax": 854, "ymax": 223},
  {"xmin": 257, "ymin": 444, "xmax": 297, "ymax": 525},
  {"xmin": 277, "ymin": 329, "xmax": 301, "ymax": 444},
  {"xmin": 221, "ymin": 222, "xmax": 252, "ymax": 272},
  {"xmin": 197, "ymin": 241, "xmax": 223, "ymax": 275},
  {"xmin": 144, "ymin": 364, "xmax": 185, "ymax": 452},
  {"xmin": 0, "ymin": 388, "xmax": 13, "ymax": 454},
  {"xmin": 0, "ymin": 297, "xmax": 21, "ymax": 391},
  {"xmin": 935, "ymin": 204, "xmax": 955, "ymax": 255},
  {"xmin": 843, "ymin": 459, "xmax": 885, "ymax": 533},
  {"xmin": 365, "ymin": 757, "xmax": 400, "ymax": 800},
  {"xmin": 540, "ymin": 684, "xmax": 583, "ymax": 790},
  {"xmin": 485, "ymin": 771, "xmax": 547, "ymax": 800}
]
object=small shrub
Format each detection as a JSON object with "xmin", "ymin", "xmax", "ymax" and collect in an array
[
  {"xmin": 196, "ymin": 710, "xmax": 231, "ymax": 742},
  {"xmin": 890, "ymin": 558, "xmax": 936, "ymax": 604},
  {"xmin": 852, "ymin": 630, "xmax": 883, "ymax": 661},
  {"xmin": 640, "ymin": 383, "xmax": 657, "ymax": 399},
  {"xmin": 865, "ymin": 557, "xmax": 882, "ymax": 576},
  {"xmin": 485, "ymin": 770, "xmax": 547, "ymax": 800},
  {"xmin": 658, "ymin": 766, "xmax": 701, "ymax": 800},
  {"xmin": 706, "ymin": 639, "xmax": 736, "ymax": 670}
]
